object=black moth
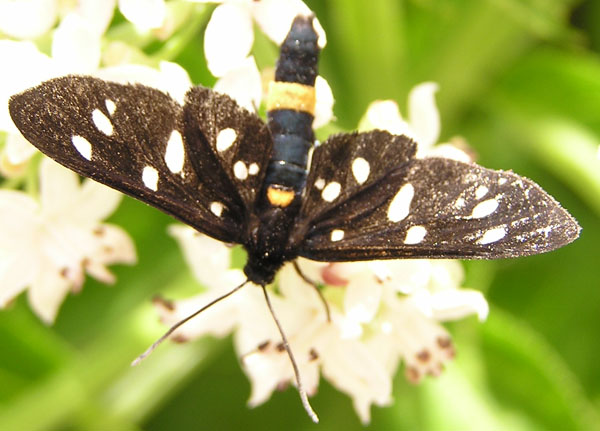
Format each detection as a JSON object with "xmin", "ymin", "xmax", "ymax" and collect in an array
[{"xmin": 8, "ymin": 15, "xmax": 580, "ymax": 422}]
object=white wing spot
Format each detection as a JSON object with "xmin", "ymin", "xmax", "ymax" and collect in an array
[
  {"xmin": 314, "ymin": 178, "xmax": 325, "ymax": 190},
  {"xmin": 142, "ymin": 166, "xmax": 159, "ymax": 191},
  {"xmin": 248, "ymin": 163, "xmax": 259, "ymax": 175},
  {"xmin": 471, "ymin": 198, "xmax": 499, "ymax": 219},
  {"xmin": 322, "ymin": 182, "xmax": 341, "ymax": 202},
  {"xmin": 164, "ymin": 130, "xmax": 185, "ymax": 173},
  {"xmin": 454, "ymin": 197, "xmax": 465, "ymax": 208},
  {"xmin": 330, "ymin": 229, "xmax": 345, "ymax": 242},
  {"xmin": 388, "ymin": 183, "xmax": 414, "ymax": 222},
  {"xmin": 351, "ymin": 157, "xmax": 370, "ymax": 184},
  {"xmin": 216, "ymin": 128, "xmax": 237, "ymax": 152},
  {"xmin": 71, "ymin": 135, "xmax": 92, "ymax": 160},
  {"xmin": 498, "ymin": 177, "xmax": 507, "ymax": 185},
  {"xmin": 404, "ymin": 225, "xmax": 427, "ymax": 244},
  {"xmin": 233, "ymin": 160, "xmax": 248, "ymax": 180},
  {"xmin": 210, "ymin": 201, "xmax": 224, "ymax": 217},
  {"xmin": 105, "ymin": 99, "xmax": 116, "ymax": 115},
  {"xmin": 92, "ymin": 108, "xmax": 114, "ymax": 136},
  {"xmin": 477, "ymin": 226, "xmax": 507, "ymax": 244},
  {"xmin": 475, "ymin": 185, "xmax": 489, "ymax": 199}
]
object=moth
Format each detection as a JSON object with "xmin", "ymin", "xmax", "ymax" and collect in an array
[{"xmin": 8, "ymin": 15, "xmax": 580, "ymax": 422}]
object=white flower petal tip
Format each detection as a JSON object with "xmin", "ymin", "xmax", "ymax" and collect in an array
[
  {"xmin": 313, "ymin": 76, "xmax": 334, "ymax": 128},
  {"xmin": 214, "ymin": 56, "xmax": 262, "ymax": 111},
  {"xmin": 408, "ymin": 82, "xmax": 440, "ymax": 150},
  {"xmin": 119, "ymin": 0, "xmax": 167, "ymax": 30},
  {"xmin": 204, "ymin": 3, "xmax": 254, "ymax": 77},
  {"xmin": 52, "ymin": 13, "xmax": 102, "ymax": 74},
  {"xmin": 431, "ymin": 289, "xmax": 489, "ymax": 322},
  {"xmin": 361, "ymin": 100, "xmax": 412, "ymax": 137},
  {"xmin": 252, "ymin": 0, "xmax": 326, "ymax": 48},
  {"xmin": 0, "ymin": 0, "xmax": 58, "ymax": 39}
]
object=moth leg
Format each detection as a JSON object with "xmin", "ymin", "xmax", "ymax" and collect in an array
[{"xmin": 293, "ymin": 260, "xmax": 331, "ymax": 323}]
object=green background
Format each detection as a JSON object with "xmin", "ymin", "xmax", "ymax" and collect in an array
[{"xmin": 1, "ymin": 0, "xmax": 599, "ymax": 429}]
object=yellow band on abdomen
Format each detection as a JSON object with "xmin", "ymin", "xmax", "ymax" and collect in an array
[{"xmin": 266, "ymin": 81, "xmax": 316, "ymax": 115}]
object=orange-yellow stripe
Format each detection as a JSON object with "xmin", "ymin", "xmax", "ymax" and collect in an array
[{"xmin": 266, "ymin": 81, "xmax": 315, "ymax": 115}]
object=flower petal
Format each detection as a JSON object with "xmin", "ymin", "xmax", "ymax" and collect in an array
[
  {"xmin": 0, "ymin": 249, "xmax": 35, "ymax": 308},
  {"xmin": 118, "ymin": 0, "xmax": 166, "ymax": 30},
  {"xmin": 313, "ymin": 76, "xmax": 334, "ymax": 128},
  {"xmin": 39, "ymin": 158, "xmax": 82, "ymax": 219},
  {"xmin": 204, "ymin": 3, "xmax": 253, "ymax": 77},
  {"xmin": 75, "ymin": 0, "xmax": 117, "ymax": 37},
  {"xmin": 408, "ymin": 82, "xmax": 440, "ymax": 151},
  {"xmin": 214, "ymin": 56, "xmax": 262, "ymax": 111},
  {"xmin": 321, "ymin": 331, "xmax": 392, "ymax": 424},
  {"xmin": 168, "ymin": 225, "xmax": 234, "ymax": 289},
  {"xmin": 71, "ymin": 179, "xmax": 123, "ymax": 224},
  {"xmin": 28, "ymin": 260, "xmax": 74, "ymax": 324},
  {"xmin": 253, "ymin": 0, "xmax": 326, "ymax": 48},
  {"xmin": 52, "ymin": 13, "xmax": 101, "ymax": 74},
  {"xmin": 430, "ymin": 288, "xmax": 489, "ymax": 322},
  {"xmin": 0, "ymin": 0, "xmax": 58, "ymax": 39},
  {"xmin": 0, "ymin": 41, "xmax": 58, "ymax": 132},
  {"xmin": 96, "ymin": 62, "xmax": 192, "ymax": 105},
  {"xmin": 344, "ymin": 271, "xmax": 382, "ymax": 324},
  {"xmin": 360, "ymin": 100, "xmax": 412, "ymax": 136}
]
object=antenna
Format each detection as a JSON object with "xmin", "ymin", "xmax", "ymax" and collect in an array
[
  {"xmin": 132, "ymin": 279, "xmax": 249, "ymax": 366},
  {"xmin": 260, "ymin": 285, "xmax": 320, "ymax": 423}
]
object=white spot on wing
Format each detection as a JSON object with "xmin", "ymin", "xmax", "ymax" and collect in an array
[
  {"xmin": 388, "ymin": 183, "xmax": 414, "ymax": 222},
  {"xmin": 475, "ymin": 185, "xmax": 488, "ymax": 199},
  {"xmin": 477, "ymin": 226, "xmax": 506, "ymax": 244},
  {"xmin": 314, "ymin": 178, "xmax": 325, "ymax": 190},
  {"xmin": 454, "ymin": 197, "xmax": 465, "ymax": 208},
  {"xmin": 210, "ymin": 201, "xmax": 224, "ymax": 217},
  {"xmin": 142, "ymin": 166, "xmax": 159, "ymax": 191},
  {"xmin": 164, "ymin": 130, "xmax": 185, "ymax": 173},
  {"xmin": 330, "ymin": 229, "xmax": 344, "ymax": 242},
  {"xmin": 352, "ymin": 157, "xmax": 370, "ymax": 184},
  {"xmin": 248, "ymin": 163, "xmax": 259, "ymax": 175},
  {"xmin": 105, "ymin": 99, "xmax": 116, "ymax": 115},
  {"xmin": 233, "ymin": 160, "xmax": 248, "ymax": 180},
  {"xmin": 92, "ymin": 108, "xmax": 113, "ymax": 136},
  {"xmin": 322, "ymin": 182, "xmax": 341, "ymax": 202},
  {"xmin": 404, "ymin": 225, "xmax": 427, "ymax": 244},
  {"xmin": 216, "ymin": 128, "xmax": 237, "ymax": 152},
  {"xmin": 471, "ymin": 198, "xmax": 499, "ymax": 219},
  {"xmin": 71, "ymin": 135, "xmax": 92, "ymax": 160},
  {"xmin": 498, "ymin": 177, "xmax": 507, "ymax": 185}
]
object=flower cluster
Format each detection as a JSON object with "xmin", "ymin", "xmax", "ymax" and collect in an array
[
  {"xmin": 0, "ymin": 0, "xmax": 490, "ymax": 423},
  {"xmin": 0, "ymin": 0, "xmax": 191, "ymax": 321},
  {"xmin": 156, "ymin": 9, "xmax": 487, "ymax": 418}
]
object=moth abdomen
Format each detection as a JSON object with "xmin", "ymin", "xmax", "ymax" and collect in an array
[{"xmin": 262, "ymin": 15, "xmax": 320, "ymax": 209}]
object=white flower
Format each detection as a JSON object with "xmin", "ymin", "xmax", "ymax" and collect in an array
[
  {"xmin": 197, "ymin": 0, "xmax": 333, "ymax": 125},
  {"xmin": 0, "ymin": 159, "xmax": 136, "ymax": 324},
  {"xmin": 155, "ymin": 226, "xmax": 488, "ymax": 424},
  {"xmin": 199, "ymin": 0, "xmax": 326, "ymax": 77},
  {"xmin": 0, "ymin": 13, "xmax": 192, "ymax": 173},
  {"xmin": 361, "ymin": 82, "xmax": 472, "ymax": 162}
]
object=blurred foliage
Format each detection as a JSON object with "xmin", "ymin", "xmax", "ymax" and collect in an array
[{"xmin": 1, "ymin": 0, "xmax": 599, "ymax": 430}]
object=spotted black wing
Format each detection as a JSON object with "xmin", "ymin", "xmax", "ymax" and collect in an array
[
  {"xmin": 295, "ymin": 130, "xmax": 580, "ymax": 261},
  {"xmin": 9, "ymin": 76, "xmax": 272, "ymax": 244}
]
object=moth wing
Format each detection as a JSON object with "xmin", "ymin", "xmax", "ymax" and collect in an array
[{"xmin": 295, "ymin": 132, "xmax": 580, "ymax": 261}]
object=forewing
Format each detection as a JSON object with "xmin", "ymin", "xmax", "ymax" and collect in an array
[
  {"xmin": 296, "ymin": 133, "xmax": 580, "ymax": 261},
  {"xmin": 8, "ymin": 76, "xmax": 259, "ymax": 243},
  {"xmin": 183, "ymin": 87, "xmax": 272, "ymax": 211}
]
